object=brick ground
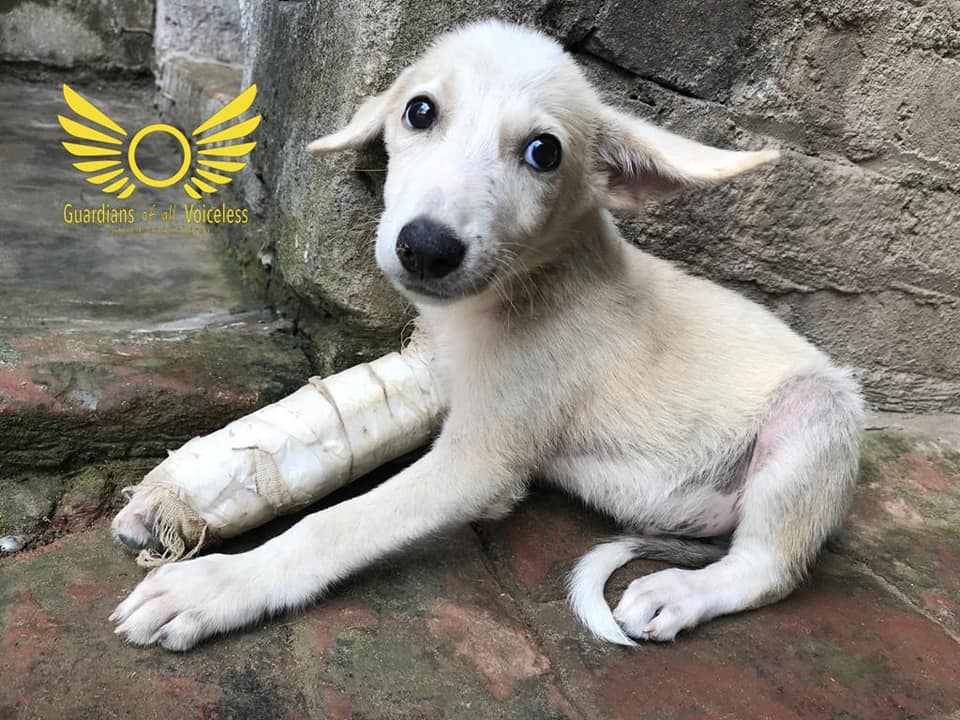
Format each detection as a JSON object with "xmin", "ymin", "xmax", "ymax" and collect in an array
[{"xmin": 2, "ymin": 426, "xmax": 959, "ymax": 720}]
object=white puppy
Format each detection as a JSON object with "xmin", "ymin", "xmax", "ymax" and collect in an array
[{"xmin": 111, "ymin": 21, "xmax": 863, "ymax": 650}]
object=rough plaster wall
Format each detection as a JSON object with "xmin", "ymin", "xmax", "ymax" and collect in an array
[
  {"xmin": 154, "ymin": 0, "xmax": 242, "ymax": 68},
  {"xmin": 235, "ymin": 1, "xmax": 958, "ymax": 412},
  {"xmin": 582, "ymin": 1, "xmax": 960, "ymax": 413},
  {"xmin": 0, "ymin": 0, "xmax": 154, "ymax": 70}
]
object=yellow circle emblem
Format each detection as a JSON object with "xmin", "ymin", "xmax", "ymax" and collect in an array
[{"xmin": 127, "ymin": 124, "xmax": 192, "ymax": 188}]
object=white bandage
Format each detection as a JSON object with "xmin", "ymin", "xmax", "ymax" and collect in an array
[{"xmin": 113, "ymin": 332, "xmax": 447, "ymax": 566}]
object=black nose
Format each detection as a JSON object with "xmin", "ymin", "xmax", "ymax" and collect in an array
[{"xmin": 395, "ymin": 217, "xmax": 465, "ymax": 280}]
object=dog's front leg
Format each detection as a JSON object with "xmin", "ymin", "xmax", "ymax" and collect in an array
[{"xmin": 110, "ymin": 439, "xmax": 522, "ymax": 651}]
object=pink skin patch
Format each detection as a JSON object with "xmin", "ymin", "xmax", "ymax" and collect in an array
[{"xmin": 749, "ymin": 375, "xmax": 837, "ymax": 478}]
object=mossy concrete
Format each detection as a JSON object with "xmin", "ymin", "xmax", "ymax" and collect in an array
[
  {"xmin": 840, "ymin": 421, "xmax": 960, "ymax": 637},
  {"xmin": 0, "ymin": 475, "xmax": 60, "ymax": 538},
  {"xmin": 0, "ymin": 460, "xmax": 151, "ymax": 547},
  {"xmin": 0, "ymin": 328, "xmax": 309, "ymax": 473}
]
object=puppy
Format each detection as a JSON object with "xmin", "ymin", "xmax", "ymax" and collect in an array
[{"xmin": 111, "ymin": 20, "xmax": 862, "ymax": 650}]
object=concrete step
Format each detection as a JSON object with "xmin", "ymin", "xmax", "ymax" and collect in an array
[
  {"xmin": 157, "ymin": 56, "xmax": 243, "ymax": 134},
  {"xmin": 0, "ymin": 77, "xmax": 309, "ymax": 540}
]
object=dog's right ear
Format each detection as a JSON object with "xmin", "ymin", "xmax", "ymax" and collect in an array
[{"xmin": 306, "ymin": 69, "xmax": 412, "ymax": 155}]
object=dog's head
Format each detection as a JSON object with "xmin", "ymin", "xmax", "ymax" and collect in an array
[{"xmin": 308, "ymin": 20, "xmax": 777, "ymax": 305}]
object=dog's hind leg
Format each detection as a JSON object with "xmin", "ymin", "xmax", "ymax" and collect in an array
[{"xmin": 609, "ymin": 368, "xmax": 863, "ymax": 642}]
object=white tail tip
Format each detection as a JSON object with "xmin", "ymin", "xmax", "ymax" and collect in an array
[{"xmin": 567, "ymin": 538, "xmax": 639, "ymax": 646}]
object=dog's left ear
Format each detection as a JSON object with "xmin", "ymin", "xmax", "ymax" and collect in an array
[
  {"xmin": 593, "ymin": 108, "xmax": 779, "ymax": 212},
  {"xmin": 306, "ymin": 69, "xmax": 412, "ymax": 155}
]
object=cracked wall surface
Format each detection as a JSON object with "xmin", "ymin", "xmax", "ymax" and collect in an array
[{"xmin": 229, "ymin": 0, "xmax": 958, "ymax": 412}]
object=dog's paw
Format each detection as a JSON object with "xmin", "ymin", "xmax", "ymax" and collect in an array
[
  {"xmin": 110, "ymin": 553, "xmax": 267, "ymax": 651},
  {"xmin": 612, "ymin": 568, "xmax": 712, "ymax": 642}
]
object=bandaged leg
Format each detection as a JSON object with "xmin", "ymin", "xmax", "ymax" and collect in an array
[{"xmin": 111, "ymin": 331, "xmax": 447, "ymax": 566}]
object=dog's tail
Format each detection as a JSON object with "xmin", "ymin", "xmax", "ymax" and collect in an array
[{"xmin": 567, "ymin": 536, "xmax": 728, "ymax": 646}]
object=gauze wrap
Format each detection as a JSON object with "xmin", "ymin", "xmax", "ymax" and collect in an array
[{"xmin": 113, "ymin": 333, "xmax": 447, "ymax": 566}]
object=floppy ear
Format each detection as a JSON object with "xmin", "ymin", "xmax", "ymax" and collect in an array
[
  {"xmin": 593, "ymin": 108, "xmax": 779, "ymax": 212},
  {"xmin": 306, "ymin": 69, "xmax": 411, "ymax": 155}
]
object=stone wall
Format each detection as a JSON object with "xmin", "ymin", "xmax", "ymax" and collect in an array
[
  {"xmin": 0, "ymin": 0, "xmax": 154, "ymax": 71},
  {"xmin": 16, "ymin": 0, "xmax": 955, "ymax": 413},
  {"xmin": 155, "ymin": 0, "xmax": 242, "ymax": 67},
  {"xmin": 224, "ymin": 0, "xmax": 958, "ymax": 413}
]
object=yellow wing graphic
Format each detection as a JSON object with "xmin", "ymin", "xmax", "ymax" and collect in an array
[
  {"xmin": 183, "ymin": 84, "xmax": 260, "ymax": 199},
  {"xmin": 59, "ymin": 84, "xmax": 136, "ymax": 199},
  {"xmin": 59, "ymin": 84, "xmax": 260, "ymax": 200}
]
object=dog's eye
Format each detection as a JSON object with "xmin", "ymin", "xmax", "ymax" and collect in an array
[
  {"xmin": 404, "ymin": 97, "xmax": 437, "ymax": 130},
  {"xmin": 523, "ymin": 134, "xmax": 562, "ymax": 172}
]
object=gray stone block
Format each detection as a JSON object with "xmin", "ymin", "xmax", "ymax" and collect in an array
[
  {"xmin": 0, "ymin": 0, "xmax": 154, "ymax": 71},
  {"xmin": 155, "ymin": 0, "xmax": 244, "ymax": 67}
]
